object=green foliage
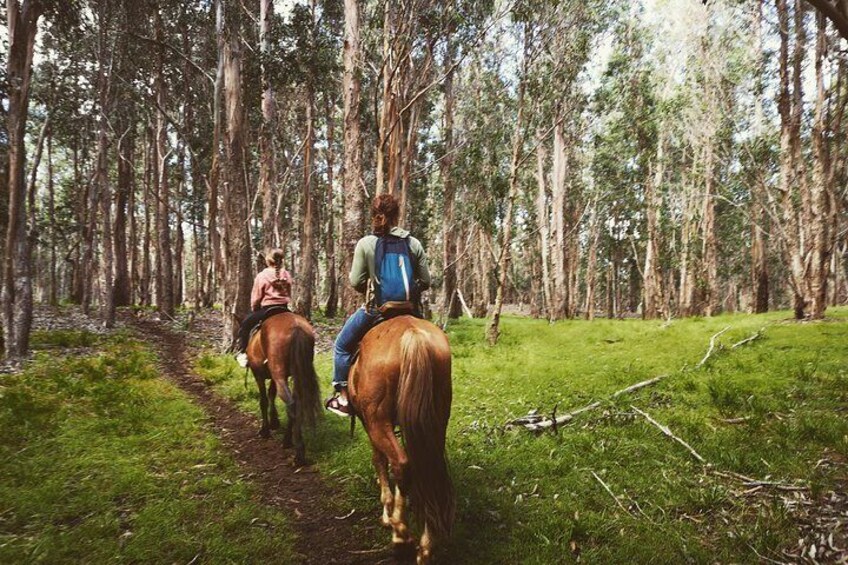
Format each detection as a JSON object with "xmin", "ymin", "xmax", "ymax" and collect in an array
[
  {"xmin": 0, "ymin": 335, "xmax": 297, "ymax": 564},
  {"xmin": 29, "ymin": 329, "xmax": 99, "ymax": 348}
]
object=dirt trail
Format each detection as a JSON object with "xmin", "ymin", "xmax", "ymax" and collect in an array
[{"xmin": 129, "ymin": 315, "xmax": 396, "ymax": 565}]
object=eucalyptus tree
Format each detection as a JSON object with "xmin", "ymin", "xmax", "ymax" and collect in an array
[
  {"xmin": 340, "ymin": 0, "xmax": 363, "ymax": 314},
  {"xmin": 3, "ymin": 0, "xmax": 80, "ymax": 357}
]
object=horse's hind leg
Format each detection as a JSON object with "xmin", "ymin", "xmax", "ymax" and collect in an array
[
  {"xmin": 268, "ymin": 380, "xmax": 281, "ymax": 430},
  {"xmin": 370, "ymin": 443, "xmax": 393, "ymax": 528},
  {"xmin": 368, "ymin": 424, "xmax": 413, "ymax": 548},
  {"xmin": 418, "ymin": 524, "xmax": 433, "ymax": 565},
  {"xmin": 286, "ymin": 398, "xmax": 307, "ymax": 467},
  {"xmin": 255, "ymin": 376, "xmax": 271, "ymax": 438}
]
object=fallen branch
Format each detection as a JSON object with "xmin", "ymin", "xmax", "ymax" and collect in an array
[
  {"xmin": 508, "ymin": 326, "xmax": 766, "ymax": 432},
  {"xmin": 710, "ymin": 470, "xmax": 808, "ymax": 492},
  {"xmin": 591, "ymin": 471, "xmax": 631, "ymax": 515},
  {"xmin": 456, "ymin": 288, "xmax": 474, "ymax": 319},
  {"xmin": 695, "ymin": 326, "xmax": 730, "ymax": 368},
  {"xmin": 719, "ymin": 416, "xmax": 751, "ymax": 424},
  {"xmin": 731, "ymin": 327, "xmax": 765, "ymax": 349},
  {"xmin": 630, "ymin": 405, "xmax": 707, "ymax": 464},
  {"xmin": 509, "ymin": 376, "xmax": 670, "ymax": 431}
]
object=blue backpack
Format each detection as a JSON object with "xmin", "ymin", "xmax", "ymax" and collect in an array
[{"xmin": 374, "ymin": 235, "xmax": 417, "ymax": 307}]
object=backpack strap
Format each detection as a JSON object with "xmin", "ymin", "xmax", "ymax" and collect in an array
[{"xmin": 374, "ymin": 236, "xmax": 386, "ymax": 285}]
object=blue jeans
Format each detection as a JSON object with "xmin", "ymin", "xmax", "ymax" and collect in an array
[{"xmin": 333, "ymin": 306, "xmax": 382, "ymax": 391}]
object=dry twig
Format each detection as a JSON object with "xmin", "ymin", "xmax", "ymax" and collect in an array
[
  {"xmin": 731, "ymin": 328, "xmax": 765, "ymax": 349},
  {"xmin": 630, "ymin": 405, "xmax": 707, "ymax": 464},
  {"xmin": 695, "ymin": 326, "xmax": 731, "ymax": 368},
  {"xmin": 591, "ymin": 471, "xmax": 631, "ymax": 515}
]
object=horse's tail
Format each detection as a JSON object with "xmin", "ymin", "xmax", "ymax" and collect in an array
[
  {"xmin": 397, "ymin": 328, "xmax": 455, "ymax": 540},
  {"xmin": 289, "ymin": 326, "xmax": 322, "ymax": 428}
]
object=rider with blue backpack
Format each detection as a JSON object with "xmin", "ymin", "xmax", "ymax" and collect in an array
[{"xmin": 325, "ymin": 193, "xmax": 430, "ymax": 417}]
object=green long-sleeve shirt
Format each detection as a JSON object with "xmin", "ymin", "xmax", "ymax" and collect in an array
[{"xmin": 349, "ymin": 226, "xmax": 431, "ymax": 295}]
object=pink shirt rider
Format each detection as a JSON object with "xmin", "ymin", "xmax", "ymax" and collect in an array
[{"xmin": 250, "ymin": 267, "xmax": 292, "ymax": 311}]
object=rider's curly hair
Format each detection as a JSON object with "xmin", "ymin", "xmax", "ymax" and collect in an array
[{"xmin": 371, "ymin": 193, "xmax": 400, "ymax": 236}]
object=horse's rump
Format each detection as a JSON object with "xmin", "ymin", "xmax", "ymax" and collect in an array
[
  {"xmin": 352, "ymin": 316, "xmax": 455, "ymax": 548},
  {"xmin": 247, "ymin": 312, "xmax": 321, "ymax": 464}
]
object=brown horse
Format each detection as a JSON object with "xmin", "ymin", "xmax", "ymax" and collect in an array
[
  {"xmin": 348, "ymin": 315, "xmax": 454, "ymax": 564},
  {"xmin": 246, "ymin": 311, "xmax": 321, "ymax": 466}
]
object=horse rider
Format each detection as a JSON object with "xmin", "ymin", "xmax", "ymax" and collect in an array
[
  {"xmin": 235, "ymin": 248, "xmax": 293, "ymax": 368},
  {"xmin": 325, "ymin": 193, "xmax": 431, "ymax": 417}
]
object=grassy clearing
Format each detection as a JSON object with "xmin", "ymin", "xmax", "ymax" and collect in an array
[
  {"xmin": 197, "ymin": 307, "xmax": 848, "ymax": 563},
  {"xmin": 0, "ymin": 333, "xmax": 297, "ymax": 564}
]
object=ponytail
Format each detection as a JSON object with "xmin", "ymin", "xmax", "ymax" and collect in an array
[
  {"xmin": 265, "ymin": 248, "xmax": 290, "ymax": 296},
  {"xmin": 371, "ymin": 194, "xmax": 400, "ymax": 236}
]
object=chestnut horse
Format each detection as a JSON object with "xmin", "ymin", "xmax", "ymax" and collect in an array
[
  {"xmin": 246, "ymin": 311, "xmax": 321, "ymax": 466},
  {"xmin": 348, "ymin": 315, "xmax": 454, "ymax": 564}
]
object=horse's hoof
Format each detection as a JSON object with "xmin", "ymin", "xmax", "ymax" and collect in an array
[
  {"xmin": 270, "ymin": 418, "xmax": 281, "ymax": 430},
  {"xmin": 417, "ymin": 549, "xmax": 432, "ymax": 565},
  {"xmin": 392, "ymin": 540, "xmax": 416, "ymax": 561},
  {"xmin": 293, "ymin": 454, "xmax": 308, "ymax": 468},
  {"xmin": 258, "ymin": 428, "xmax": 271, "ymax": 439}
]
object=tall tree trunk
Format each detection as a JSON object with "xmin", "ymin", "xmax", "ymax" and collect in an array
[
  {"xmin": 221, "ymin": 0, "xmax": 252, "ymax": 344},
  {"xmin": 341, "ymin": 0, "xmax": 364, "ymax": 315},
  {"xmin": 472, "ymin": 224, "xmax": 491, "ymax": 317},
  {"xmin": 207, "ymin": 0, "xmax": 225, "ymax": 308},
  {"xmin": 808, "ymin": 11, "xmax": 833, "ymax": 318},
  {"xmin": 441, "ymin": 27, "xmax": 461, "ymax": 320},
  {"xmin": 259, "ymin": 0, "xmax": 277, "ymax": 249},
  {"xmin": 154, "ymin": 6, "xmax": 174, "ymax": 316},
  {"xmin": 299, "ymin": 85, "xmax": 317, "ymax": 319},
  {"xmin": 678, "ymin": 153, "xmax": 699, "ymax": 317},
  {"xmin": 114, "ymin": 112, "xmax": 133, "ymax": 307},
  {"xmin": 534, "ymin": 128, "xmax": 552, "ymax": 320},
  {"xmin": 3, "ymin": 0, "xmax": 43, "ymax": 358},
  {"xmin": 643, "ymin": 133, "xmax": 664, "ymax": 319},
  {"xmin": 584, "ymin": 197, "xmax": 600, "ymax": 320},
  {"xmin": 128, "ymin": 132, "xmax": 138, "ymax": 306},
  {"xmin": 174, "ymin": 148, "xmax": 185, "ymax": 310},
  {"xmin": 751, "ymin": 0, "xmax": 770, "ymax": 313},
  {"xmin": 324, "ymin": 93, "xmax": 338, "ymax": 317},
  {"xmin": 25, "ymin": 116, "xmax": 46, "ymax": 310},
  {"xmin": 47, "ymin": 121, "xmax": 57, "ymax": 305},
  {"xmin": 776, "ymin": 0, "xmax": 807, "ymax": 319},
  {"xmin": 96, "ymin": 6, "xmax": 115, "ymax": 327},
  {"xmin": 487, "ymin": 30, "xmax": 527, "ymax": 345},
  {"xmin": 550, "ymin": 117, "xmax": 568, "ymax": 319},
  {"xmin": 140, "ymin": 125, "xmax": 153, "ymax": 306},
  {"xmin": 70, "ymin": 140, "xmax": 84, "ymax": 304},
  {"xmin": 82, "ymin": 142, "xmax": 98, "ymax": 315},
  {"xmin": 701, "ymin": 143, "xmax": 718, "ymax": 317}
]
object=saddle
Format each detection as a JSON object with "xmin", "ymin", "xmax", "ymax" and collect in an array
[
  {"xmin": 377, "ymin": 300, "xmax": 416, "ymax": 318},
  {"xmin": 248, "ymin": 306, "xmax": 291, "ymax": 342}
]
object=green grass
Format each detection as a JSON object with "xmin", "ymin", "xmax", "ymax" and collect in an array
[
  {"xmin": 0, "ymin": 332, "xmax": 297, "ymax": 564},
  {"xmin": 198, "ymin": 307, "xmax": 848, "ymax": 563}
]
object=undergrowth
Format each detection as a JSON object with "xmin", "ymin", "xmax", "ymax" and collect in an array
[{"xmin": 0, "ymin": 332, "xmax": 297, "ymax": 564}]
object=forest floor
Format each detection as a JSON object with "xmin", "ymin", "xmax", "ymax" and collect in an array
[
  {"xmin": 2, "ymin": 305, "xmax": 847, "ymax": 563},
  {"xmin": 126, "ymin": 311, "xmax": 392, "ymax": 565}
]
